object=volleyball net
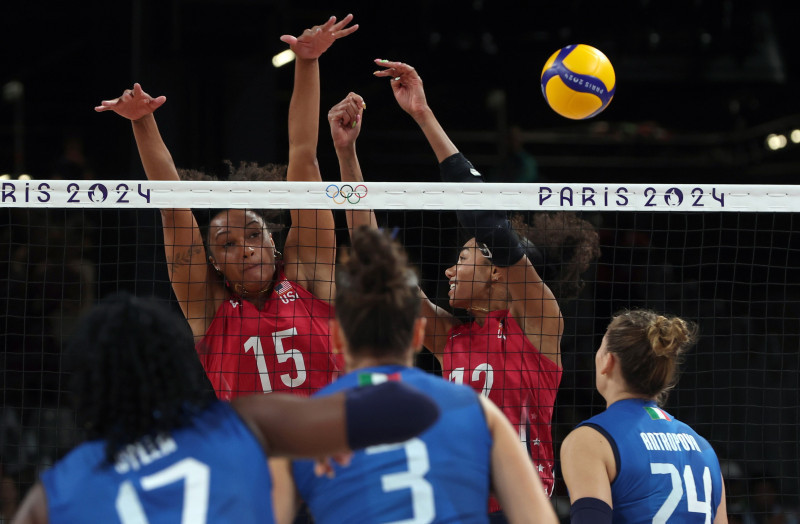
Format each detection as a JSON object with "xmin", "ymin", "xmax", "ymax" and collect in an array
[{"xmin": 1, "ymin": 179, "xmax": 799, "ymax": 518}]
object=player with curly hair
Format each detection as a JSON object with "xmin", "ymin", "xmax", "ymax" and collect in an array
[
  {"xmin": 371, "ymin": 59, "xmax": 601, "ymax": 517},
  {"xmin": 95, "ymin": 15, "xmax": 359, "ymax": 400},
  {"xmin": 272, "ymin": 227, "xmax": 558, "ymax": 524},
  {"xmin": 11, "ymin": 292, "xmax": 439, "ymax": 524}
]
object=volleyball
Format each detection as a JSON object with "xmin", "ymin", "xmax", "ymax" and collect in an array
[{"xmin": 540, "ymin": 44, "xmax": 616, "ymax": 120}]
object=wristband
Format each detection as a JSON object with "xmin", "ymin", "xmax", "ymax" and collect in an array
[
  {"xmin": 570, "ymin": 497, "xmax": 612, "ymax": 524},
  {"xmin": 344, "ymin": 380, "xmax": 439, "ymax": 450}
]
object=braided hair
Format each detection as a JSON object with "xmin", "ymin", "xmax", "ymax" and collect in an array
[{"xmin": 65, "ymin": 292, "xmax": 214, "ymax": 464}]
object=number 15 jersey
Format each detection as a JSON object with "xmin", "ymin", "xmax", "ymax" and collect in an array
[{"xmin": 197, "ymin": 268, "xmax": 340, "ymax": 400}]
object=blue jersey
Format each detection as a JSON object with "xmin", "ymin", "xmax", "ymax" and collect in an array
[
  {"xmin": 293, "ymin": 365, "xmax": 492, "ymax": 524},
  {"xmin": 41, "ymin": 401, "xmax": 273, "ymax": 524},
  {"xmin": 578, "ymin": 398, "xmax": 723, "ymax": 523}
]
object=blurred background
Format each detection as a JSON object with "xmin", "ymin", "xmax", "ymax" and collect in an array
[
  {"xmin": 2, "ymin": 0, "xmax": 800, "ymax": 183},
  {"xmin": 2, "ymin": 2, "xmax": 800, "ymax": 522}
]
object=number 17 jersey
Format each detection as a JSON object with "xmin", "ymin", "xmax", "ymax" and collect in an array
[{"xmin": 41, "ymin": 402, "xmax": 273, "ymax": 524}]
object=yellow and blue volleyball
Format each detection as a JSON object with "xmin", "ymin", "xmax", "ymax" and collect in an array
[{"xmin": 540, "ymin": 44, "xmax": 616, "ymax": 120}]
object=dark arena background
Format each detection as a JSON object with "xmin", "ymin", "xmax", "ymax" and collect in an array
[{"xmin": 2, "ymin": 1, "xmax": 800, "ymax": 522}]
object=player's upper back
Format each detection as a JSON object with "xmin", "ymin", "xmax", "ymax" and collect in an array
[
  {"xmin": 41, "ymin": 401, "xmax": 273, "ymax": 524},
  {"xmin": 579, "ymin": 398, "xmax": 723, "ymax": 523},
  {"xmin": 293, "ymin": 365, "xmax": 492, "ymax": 524}
]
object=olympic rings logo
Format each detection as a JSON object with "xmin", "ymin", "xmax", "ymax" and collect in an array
[{"xmin": 326, "ymin": 184, "xmax": 368, "ymax": 204}]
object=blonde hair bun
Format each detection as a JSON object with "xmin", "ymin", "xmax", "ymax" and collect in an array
[{"xmin": 648, "ymin": 315, "xmax": 691, "ymax": 358}]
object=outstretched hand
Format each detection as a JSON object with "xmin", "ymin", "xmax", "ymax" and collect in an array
[
  {"xmin": 373, "ymin": 59, "xmax": 429, "ymax": 117},
  {"xmin": 280, "ymin": 14, "xmax": 358, "ymax": 60},
  {"xmin": 94, "ymin": 83, "xmax": 166, "ymax": 121},
  {"xmin": 328, "ymin": 92, "xmax": 366, "ymax": 150}
]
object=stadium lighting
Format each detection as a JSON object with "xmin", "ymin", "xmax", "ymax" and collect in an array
[
  {"xmin": 0, "ymin": 174, "xmax": 10, "ymax": 180},
  {"xmin": 18, "ymin": 174, "xmax": 31, "ymax": 180},
  {"xmin": 790, "ymin": 129, "xmax": 800, "ymax": 144},
  {"xmin": 272, "ymin": 49, "xmax": 295, "ymax": 68},
  {"xmin": 766, "ymin": 133, "xmax": 787, "ymax": 150}
]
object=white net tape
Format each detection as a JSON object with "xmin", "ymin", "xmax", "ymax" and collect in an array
[{"xmin": 2, "ymin": 180, "xmax": 799, "ymax": 211}]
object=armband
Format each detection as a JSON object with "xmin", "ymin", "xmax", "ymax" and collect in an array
[
  {"xmin": 344, "ymin": 380, "xmax": 439, "ymax": 450},
  {"xmin": 439, "ymin": 152, "xmax": 525, "ymax": 267},
  {"xmin": 438, "ymin": 151, "xmax": 483, "ymax": 185},
  {"xmin": 570, "ymin": 497, "xmax": 612, "ymax": 524}
]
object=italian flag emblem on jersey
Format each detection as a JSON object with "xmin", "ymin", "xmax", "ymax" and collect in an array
[
  {"xmin": 644, "ymin": 406, "xmax": 671, "ymax": 421},
  {"xmin": 358, "ymin": 372, "xmax": 402, "ymax": 386}
]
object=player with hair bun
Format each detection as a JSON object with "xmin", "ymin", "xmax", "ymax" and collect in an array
[
  {"xmin": 271, "ymin": 227, "xmax": 558, "ymax": 524},
  {"xmin": 560, "ymin": 309, "xmax": 728, "ymax": 523},
  {"xmin": 95, "ymin": 15, "xmax": 359, "ymax": 400}
]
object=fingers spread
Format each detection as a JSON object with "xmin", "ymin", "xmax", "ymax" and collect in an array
[
  {"xmin": 333, "ymin": 13, "xmax": 353, "ymax": 30},
  {"xmin": 320, "ymin": 15, "xmax": 337, "ymax": 31},
  {"xmin": 334, "ymin": 24, "xmax": 359, "ymax": 39}
]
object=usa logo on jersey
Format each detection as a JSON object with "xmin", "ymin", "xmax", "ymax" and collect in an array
[{"xmin": 276, "ymin": 280, "xmax": 297, "ymax": 304}]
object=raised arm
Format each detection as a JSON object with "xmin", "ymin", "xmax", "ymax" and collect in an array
[
  {"xmin": 374, "ymin": 60, "xmax": 460, "ymax": 358},
  {"xmin": 373, "ymin": 60, "xmax": 458, "ymax": 162},
  {"xmin": 95, "ymin": 84, "xmax": 216, "ymax": 338},
  {"xmin": 279, "ymin": 15, "xmax": 358, "ymax": 301},
  {"xmin": 328, "ymin": 91, "xmax": 377, "ymax": 237},
  {"xmin": 499, "ymin": 259, "xmax": 563, "ymax": 366},
  {"xmin": 481, "ymin": 396, "xmax": 559, "ymax": 524},
  {"xmin": 442, "ymin": 150, "xmax": 563, "ymax": 366},
  {"xmin": 418, "ymin": 288, "xmax": 457, "ymax": 364},
  {"xmin": 376, "ymin": 60, "xmax": 563, "ymax": 366}
]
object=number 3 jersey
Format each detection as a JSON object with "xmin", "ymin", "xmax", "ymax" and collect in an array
[
  {"xmin": 197, "ymin": 268, "xmax": 340, "ymax": 400},
  {"xmin": 578, "ymin": 398, "xmax": 724, "ymax": 523},
  {"xmin": 442, "ymin": 309, "xmax": 562, "ymax": 506},
  {"xmin": 293, "ymin": 365, "xmax": 492, "ymax": 524},
  {"xmin": 41, "ymin": 401, "xmax": 274, "ymax": 524}
]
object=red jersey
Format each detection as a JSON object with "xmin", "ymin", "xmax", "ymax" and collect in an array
[
  {"xmin": 442, "ymin": 309, "xmax": 562, "ymax": 510},
  {"xmin": 197, "ymin": 269, "xmax": 340, "ymax": 400}
]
